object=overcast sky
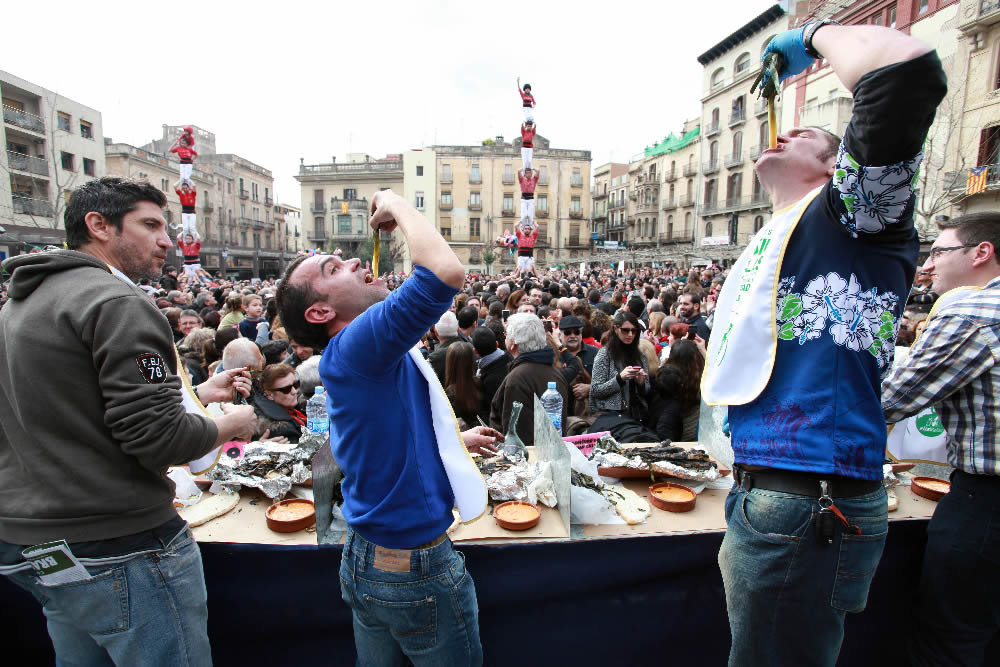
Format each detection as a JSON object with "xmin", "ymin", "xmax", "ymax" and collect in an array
[{"xmin": 5, "ymin": 0, "xmax": 778, "ymax": 207}]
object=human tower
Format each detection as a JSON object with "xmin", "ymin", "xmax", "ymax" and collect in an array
[
  {"xmin": 496, "ymin": 78, "xmax": 540, "ymax": 277},
  {"xmin": 169, "ymin": 126, "xmax": 206, "ymax": 280}
]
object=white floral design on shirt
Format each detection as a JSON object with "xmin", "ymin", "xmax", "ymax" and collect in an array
[{"xmin": 833, "ymin": 145, "xmax": 922, "ymax": 237}]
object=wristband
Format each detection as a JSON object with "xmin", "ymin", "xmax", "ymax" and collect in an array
[{"xmin": 803, "ymin": 19, "xmax": 839, "ymax": 59}]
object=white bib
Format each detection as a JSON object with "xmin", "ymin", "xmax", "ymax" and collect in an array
[{"xmin": 702, "ymin": 186, "xmax": 823, "ymax": 406}]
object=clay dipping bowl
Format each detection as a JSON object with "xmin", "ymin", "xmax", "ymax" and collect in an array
[
  {"xmin": 648, "ymin": 482, "xmax": 697, "ymax": 513},
  {"xmin": 911, "ymin": 477, "xmax": 951, "ymax": 502},
  {"xmin": 493, "ymin": 501, "xmax": 541, "ymax": 531},
  {"xmin": 266, "ymin": 498, "xmax": 316, "ymax": 532}
]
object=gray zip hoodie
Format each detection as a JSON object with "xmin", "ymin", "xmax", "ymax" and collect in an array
[{"xmin": 0, "ymin": 250, "xmax": 218, "ymax": 544}]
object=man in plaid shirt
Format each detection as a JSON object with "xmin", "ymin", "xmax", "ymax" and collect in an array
[{"xmin": 882, "ymin": 211, "xmax": 1000, "ymax": 666}]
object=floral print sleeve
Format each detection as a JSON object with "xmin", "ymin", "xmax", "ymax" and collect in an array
[{"xmin": 832, "ymin": 141, "xmax": 922, "ymax": 238}]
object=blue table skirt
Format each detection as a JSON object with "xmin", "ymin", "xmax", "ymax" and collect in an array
[{"xmin": 2, "ymin": 519, "xmax": 997, "ymax": 665}]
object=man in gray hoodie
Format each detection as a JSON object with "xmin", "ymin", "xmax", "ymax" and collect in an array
[{"xmin": 0, "ymin": 177, "xmax": 257, "ymax": 666}]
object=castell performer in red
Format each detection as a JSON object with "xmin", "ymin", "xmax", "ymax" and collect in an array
[
  {"xmin": 177, "ymin": 231, "xmax": 202, "ymax": 279},
  {"xmin": 517, "ymin": 77, "xmax": 534, "ymax": 123},
  {"xmin": 170, "ymin": 126, "xmax": 198, "ymax": 185},
  {"xmin": 518, "ymin": 166, "xmax": 539, "ymax": 231},
  {"xmin": 520, "ymin": 121, "xmax": 535, "ymax": 170},
  {"xmin": 514, "ymin": 221, "xmax": 538, "ymax": 278},
  {"xmin": 174, "ymin": 179, "xmax": 197, "ymax": 236}
]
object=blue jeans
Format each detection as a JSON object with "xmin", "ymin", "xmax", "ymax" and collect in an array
[
  {"xmin": 3, "ymin": 525, "xmax": 210, "ymax": 667},
  {"xmin": 718, "ymin": 483, "xmax": 888, "ymax": 667},
  {"xmin": 909, "ymin": 470, "xmax": 1000, "ymax": 667},
  {"xmin": 339, "ymin": 528, "xmax": 483, "ymax": 667}
]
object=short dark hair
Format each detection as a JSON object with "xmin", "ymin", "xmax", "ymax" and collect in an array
[
  {"xmin": 679, "ymin": 292, "xmax": 702, "ymax": 305},
  {"xmin": 937, "ymin": 212, "xmax": 1000, "ymax": 265},
  {"xmin": 64, "ymin": 177, "xmax": 167, "ymax": 250},
  {"xmin": 471, "ymin": 327, "xmax": 497, "ymax": 357},
  {"xmin": 260, "ymin": 340, "xmax": 290, "ymax": 366},
  {"xmin": 457, "ymin": 306, "xmax": 478, "ymax": 329},
  {"xmin": 275, "ymin": 255, "xmax": 331, "ymax": 351},
  {"xmin": 809, "ymin": 126, "xmax": 841, "ymax": 164},
  {"xmin": 179, "ymin": 309, "xmax": 200, "ymax": 320},
  {"xmin": 627, "ymin": 297, "xmax": 645, "ymax": 317}
]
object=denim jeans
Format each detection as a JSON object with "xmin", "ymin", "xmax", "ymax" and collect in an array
[
  {"xmin": 339, "ymin": 527, "xmax": 483, "ymax": 667},
  {"xmin": 909, "ymin": 470, "xmax": 1000, "ymax": 667},
  {"xmin": 2, "ymin": 525, "xmax": 211, "ymax": 667},
  {"xmin": 718, "ymin": 482, "xmax": 888, "ymax": 667}
]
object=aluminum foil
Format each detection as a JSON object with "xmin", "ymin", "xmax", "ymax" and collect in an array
[
  {"xmin": 650, "ymin": 459, "xmax": 721, "ymax": 482},
  {"xmin": 205, "ymin": 433, "xmax": 327, "ymax": 500},
  {"xmin": 592, "ymin": 451, "xmax": 646, "ymax": 470},
  {"xmin": 485, "ymin": 460, "xmax": 557, "ymax": 507}
]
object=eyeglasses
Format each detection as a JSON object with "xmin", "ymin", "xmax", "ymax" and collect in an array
[
  {"xmin": 270, "ymin": 380, "xmax": 300, "ymax": 394},
  {"xmin": 618, "ymin": 327, "xmax": 638, "ymax": 336},
  {"xmin": 563, "ymin": 328, "xmax": 582, "ymax": 335},
  {"xmin": 928, "ymin": 244, "xmax": 978, "ymax": 260},
  {"xmin": 247, "ymin": 369, "xmax": 264, "ymax": 376}
]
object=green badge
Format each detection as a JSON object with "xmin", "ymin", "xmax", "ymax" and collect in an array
[{"xmin": 915, "ymin": 410, "xmax": 945, "ymax": 437}]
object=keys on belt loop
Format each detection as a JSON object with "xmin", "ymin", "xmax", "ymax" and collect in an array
[{"xmin": 816, "ymin": 480, "xmax": 862, "ymax": 545}]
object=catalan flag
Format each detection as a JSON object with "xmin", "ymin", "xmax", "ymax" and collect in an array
[{"xmin": 967, "ymin": 166, "xmax": 988, "ymax": 195}]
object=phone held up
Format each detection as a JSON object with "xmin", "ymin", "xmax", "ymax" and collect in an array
[
  {"xmin": 502, "ymin": 309, "xmax": 511, "ymax": 322},
  {"xmin": 687, "ymin": 328, "xmax": 698, "ymax": 340},
  {"xmin": 543, "ymin": 320, "xmax": 553, "ymax": 333}
]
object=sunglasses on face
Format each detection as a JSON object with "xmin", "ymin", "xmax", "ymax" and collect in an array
[
  {"xmin": 618, "ymin": 327, "xmax": 638, "ymax": 335},
  {"xmin": 563, "ymin": 328, "xmax": 582, "ymax": 335},
  {"xmin": 270, "ymin": 380, "xmax": 300, "ymax": 394}
]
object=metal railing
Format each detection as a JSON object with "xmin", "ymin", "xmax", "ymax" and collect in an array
[
  {"xmin": 331, "ymin": 231, "xmax": 368, "ymax": 241},
  {"xmin": 330, "ymin": 197, "xmax": 369, "ymax": 211},
  {"xmin": 238, "ymin": 216, "xmax": 253, "ymax": 227},
  {"xmin": 754, "ymin": 100, "xmax": 769, "ymax": 117},
  {"xmin": 729, "ymin": 110, "xmax": 746, "ymax": 126},
  {"xmin": 503, "ymin": 176, "xmax": 515, "ymax": 184},
  {"xmin": 239, "ymin": 189, "xmax": 249, "ymax": 200},
  {"xmin": 12, "ymin": 196, "xmax": 53, "ymax": 217},
  {"xmin": 535, "ymin": 208, "xmax": 549, "ymax": 218},
  {"xmin": 440, "ymin": 174, "xmax": 453, "ymax": 184},
  {"xmin": 468, "ymin": 202, "xmax": 482, "ymax": 210},
  {"xmin": 310, "ymin": 202, "xmax": 326, "ymax": 212},
  {"xmin": 659, "ymin": 232, "xmax": 694, "ymax": 244},
  {"xmin": 750, "ymin": 145, "xmax": 762, "ymax": 161},
  {"xmin": 569, "ymin": 210, "xmax": 583, "ymax": 218},
  {"xmin": 307, "ymin": 231, "xmax": 328, "ymax": 242},
  {"xmin": 725, "ymin": 152, "xmax": 744, "ymax": 168},
  {"xmin": 3, "ymin": 106, "xmax": 45, "ymax": 133},
  {"xmin": 679, "ymin": 195, "xmax": 695, "ymax": 207},
  {"xmin": 703, "ymin": 160, "xmax": 720, "ymax": 175},
  {"xmin": 663, "ymin": 168, "xmax": 677, "ymax": 182},
  {"xmin": 662, "ymin": 198, "xmax": 677, "ymax": 210},
  {"xmin": 300, "ymin": 160, "xmax": 402, "ymax": 175},
  {"xmin": 6, "ymin": 151, "xmax": 49, "ymax": 177},
  {"xmin": 439, "ymin": 200, "xmax": 453, "ymax": 210},
  {"xmin": 264, "ymin": 196, "xmax": 273, "ymax": 206},
  {"xmin": 703, "ymin": 195, "xmax": 772, "ymax": 215},
  {"xmin": 704, "ymin": 122, "xmax": 720, "ymax": 137},
  {"xmin": 682, "ymin": 164, "xmax": 697, "ymax": 177},
  {"xmin": 203, "ymin": 202, "xmax": 215, "ymax": 212},
  {"xmin": 571, "ymin": 179, "xmax": 583, "ymax": 188}
]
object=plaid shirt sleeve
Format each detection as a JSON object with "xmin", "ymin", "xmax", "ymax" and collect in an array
[{"xmin": 881, "ymin": 312, "xmax": 996, "ymax": 423}]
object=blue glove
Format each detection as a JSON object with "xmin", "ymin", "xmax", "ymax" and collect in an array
[{"xmin": 761, "ymin": 26, "xmax": 814, "ymax": 83}]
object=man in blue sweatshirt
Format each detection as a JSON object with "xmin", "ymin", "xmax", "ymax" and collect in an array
[{"xmin": 277, "ymin": 189, "xmax": 498, "ymax": 665}]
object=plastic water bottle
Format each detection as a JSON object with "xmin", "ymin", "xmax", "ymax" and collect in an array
[
  {"xmin": 540, "ymin": 382, "xmax": 563, "ymax": 435},
  {"xmin": 306, "ymin": 386, "xmax": 329, "ymax": 434}
]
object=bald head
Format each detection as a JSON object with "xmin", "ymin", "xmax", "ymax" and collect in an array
[{"xmin": 222, "ymin": 338, "xmax": 264, "ymax": 371}]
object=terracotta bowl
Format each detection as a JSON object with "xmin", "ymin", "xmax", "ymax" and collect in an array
[
  {"xmin": 911, "ymin": 477, "xmax": 951, "ymax": 502},
  {"xmin": 493, "ymin": 501, "xmax": 541, "ymax": 531},
  {"xmin": 266, "ymin": 498, "xmax": 316, "ymax": 532},
  {"xmin": 648, "ymin": 482, "xmax": 697, "ymax": 513}
]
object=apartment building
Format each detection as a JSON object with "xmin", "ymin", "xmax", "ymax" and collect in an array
[
  {"xmin": 1, "ymin": 70, "xmax": 105, "ymax": 258},
  {"xmin": 591, "ymin": 162, "xmax": 627, "ymax": 244},
  {"xmin": 295, "ymin": 153, "xmax": 405, "ymax": 271},
  {"xmin": 274, "ymin": 203, "xmax": 302, "ymax": 254},
  {"xmin": 695, "ymin": 4, "xmax": 787, "ymax": 264}
]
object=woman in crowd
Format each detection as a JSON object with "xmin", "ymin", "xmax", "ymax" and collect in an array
[
  {"xmin": 253, "ymin": 363, "xmax": 306, "ymax": 443},
  {"xmin": 178, "ymin": 327, "xmax": 216, "ymax": 386},
  {"xmin": 652, "ymin": 339, "xmax": 704, "ymax": 441},
  {"xmin": 589, "ymin": 311, "xmax": 650, "ymax": 420},
  {"xmin": 218, "ymin": 293, "xmax": 245, "ymax": 329},
  {"xmin": 506, "ymin": 289, "xmax": 527, "ymax": 313},
  {"xmin": 444, "ymin": 342, "xmax": 483, "ymax": 428}
]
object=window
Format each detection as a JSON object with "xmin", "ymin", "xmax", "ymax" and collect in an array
[
  {"xmin": 918, "ymin": 0, "xmax": 928, "ymax": 14},
  {"xmin": 705, "ymin": 179, "xmax": 718, "ymax": 206},
  {"xmin": 732, "ymin": 131, "xmax": 743, "ymax": 157},
  {"xmin": 977, "ymin": 126, "xmax": 1000, "ymax": 166},
  {"xmin": 711, "ymin": 67, "xmax": 725, "ymax": 89},
  {"xmin": 57, "ymin": 112, "xmax": 71, "ymax": 132},
  {"xmin": 338, "ymin": 214, "xmax": 352, "ymax": 233},
  {"xmin": 313, "ymin": 189, "xmax": 324, "ymax": 208},
  {"xmin": 571, "ymin": 168, "xmax": 582, "ymax": 185},
  {"xmin": 265, "ymin": 235, "xmax": 271, "ymax": 249},
  {"xmin": 314, "ymin": 217, "xmax": 325, "ymax": 233},
  {"xmin": 727, "ymin": 172, "xmax": 743, "ymax": 202},
  {"xmin": 241, "ymin": 231, "xmax": 248, "ymax": 247},
  {"xmin": 871, "ymin": 13, "xmax": 882, "ymax": 25},
  {"xmin": 571, "ymin": 197, "xmax": 581, "ymax": 213},
  {"xmin": 709, "ymin": 141, "xmax": 719, "ymax": 162},
  {"xmin": 442, "ymin": 164, "xmax": 452, "ymax": 182},
  {"xmin": 705, "ymin": 220, "xmax": 713, "ymax": 237},
  {"xmin": 504, "ymin": 164, "xmax": 514, "ymax": 182},
  {"xmin": 759, "ymin": 121, "xmax": 769, "ymax": 150},
  {"xmin": 685, "ymin": 211, "xmax": 692, "ymax": 232},
  {"xmin": 440, "ymin": 218, "xmax": 452, "ymax": 240},
  {"xmin": 60, "ymin": 152, "xmax": 74, "ymax": 171},
  {"xmin": 83, "ymin": 158, "xmax": 95, "ymax": 176},
  {"xmin": 253, "ymin": 233, "xmax": 261, "ymax": 249},
  {"xmin": 161, "ymin": 178, "xmax": 169, "ymax": 191},
  {"xmin": 80, "ymin": 120, "xmax": 93, "ymax": 139},
  {"xmin": 734, "ymin": 52, "xmax": 752, "ymax": 75},
  {"xmin": 537, "ymin": 194, "xmax": 548, "ymax": 211},
  {"xmin": 754, "ymin": 215, "xmax": 764, "ymax": 232},
  {"xmin": 416, "ymin": 165, "xmax": 424, "ymax": 176},
  {"xmin": 344, "ymin": 188, "xmax": 356, "ymax": 200},
  {"xmin": 415, "ymin": 191, "xmax": 425, "ymax": 209},
  {"xmin": 503, "ymin": 193, "xmax": 514, "ymax": 211},
  {"xmin": 240, "ymin": 204, "xmax": 246, "ymax": 218},
  {"xmin": 470, "ymin": 191, "xmax": 481, "ymax": 207},
  {"xmin": 441, "ymin": 191, "xmax": 452, "ymax": 206},
  {"xmin": 470, "ymin": 217, "xmax": 481, "ymax": 241},
  {"xmin": 538, "ymin": 166, "xmax": 549, "ymax": 184},
  {"xmin": 470, "ymin": 164, "xmax": 481, "ymax": 182},
  {"xmin": 889, "ymin": 6, "xmax": 896, "ymax": 28}
]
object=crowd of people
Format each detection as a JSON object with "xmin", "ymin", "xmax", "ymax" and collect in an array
[{"xmin": 3, "ymin": 21, "xmax": 1000, "ymax": 667}]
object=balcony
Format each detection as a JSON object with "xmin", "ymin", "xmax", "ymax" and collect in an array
[
  {"xmin": 239, "ymin": 188, "xmax": 249, "ymax": 200},
  {"xmin": 310, "ymin": 203, "xmax": 326, "ymax": 214},
  {"xmin": 12, "ymin": 196, "xmax": 53, "ymax": 217},
  {"xmin": 702, "ymin": 199, "xmax": 722, "ymax": 215},
  {"xmin": 202, "ymin": 201, "xmax": 215, "ymax": 212},
  {"xmin": 238, "ymin": 216, "xmax": 253, "ymax": 227},
  {"xmin": 682, "ymin": 164, "xmax": 698, "ymax": 178},
  {"xmin": 568, "ymin": 237, "xmax": 583, "ymax": 247},
  {"xmin": 959, "ymin": 0, "xmax": 1000, "ymax": 32},
  {"xmin": 264, "ymin": 196, "xmax": 273, "ymax": 206},
  {"xmin": 331, "ymin": 230, "xmax": 369, "ymax": 242},
  {"xmin": 725, "ymin": 152, "xmax": 744, "ymax": 168},
  {"xmin": 755, "ymin": 100, "xmax": 769, "ymax": 117},
  {"xmin": 307, "ymin": 231, "xmax": 328, "ymax": 242},
  {"xmin": 729, "ymin": 110, "xmax": 746, "ymax": 127},
  {"xmin": 501, "ymin": 208, "xmax": 516, "ymax": 217},
  {"xmin": 702, "ymin": 160, "xmax": 720, "ymax": 175},
  {"xmin": 591, "ymin": 187, "xmax": 607, "ymax": 198},
  {"xmin": 468, "ymin": 201, "xmax": 482, "ymax": 211},
  {"xmin": 750, "ymin": 145, "xmax": 762, "ymax": 161},
  {"xmin": 535, "ymin": 208, "xmax": 549, "ymax": 218},
  {"xmin": 6, "ymin": 151, "xmax": 49, "ymax": 177},
  {"xmin": 704, "ymin": 122, "xmax": 720, "ymax": 138},
  {"xmin": 659, "ymin": 232, "xmax": 695, "ymax": 245},
  {"xmin": 469, "ymin": 175, "xmax": 482, "ymax": 184},
  {"xmin": 3, "ymin": 106, "xmax": 45, "ymax": 134},
  {"xmin": 251, "ymin": 219, "xmax": 269, "ymax": 229},
  {"xmin": 439, "ymin": 200, "xmax": 453, "ymax": 210},
  {"xmin": 440, "ymin": 174, "xmax": 453, "ymax": 184},
  {"xmin": 569, "ymin": 210, "xmax": 584, "ymax": 219},
  {"xmin": 663, "ymin": 168, "xmax": 677, "ymax": 182},
  {"xmin": 571, "ymin": 180, "xmax": 583, "ymax": 188},
  {"xmin": 704, "ymin": 194, "xmax": 772, "ymax": 215},
  {"xmin": 503, "ymin": 175, "xmax": 515, "ymax": 185},
  {"xmin": 662, "ymin": 198, "xmax": 677, "ymax": 211},
  {"xmin": 330, "ymin": 197, "xmax": 369, "ymax": 212},
  {"xmin": 679, "ymin": 195, "xmax": 695, "ymax": 207}
]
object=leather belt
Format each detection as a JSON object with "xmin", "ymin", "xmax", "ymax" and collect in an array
[
  {"xmin": 413, "ymin": 533, "xmax": 448, "ymax": 550},
  {"xmin": 734, "ymin": 464, "xmax": 882, "ymax": 498}
]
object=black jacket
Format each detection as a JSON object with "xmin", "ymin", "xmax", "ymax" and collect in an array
[
  {"xmin": 251, "ymin": 391, "xmax": 305, "ymax": 443},
  {"xmin": 428, "ymin": 337, "xmax": 463, "ymax": 384},
  {"xmin": 489, "ymin": 347, "xmax": 569, "ymax": 446},
  {"xmin": 683, "ymin": 314, "xmax": 712, "ymax": 342},
  {"xmin": 160, "ymin": 273, "xmax": 178, "ymax": 292},
  {"xmin": 478, "ymin": 352, "xmax": 511, "ymax": 415}
]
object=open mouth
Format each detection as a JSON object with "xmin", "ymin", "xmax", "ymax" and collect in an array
[{"xmin": 364, "ymin": 272, "xmax": 374, "ymax": 284}]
